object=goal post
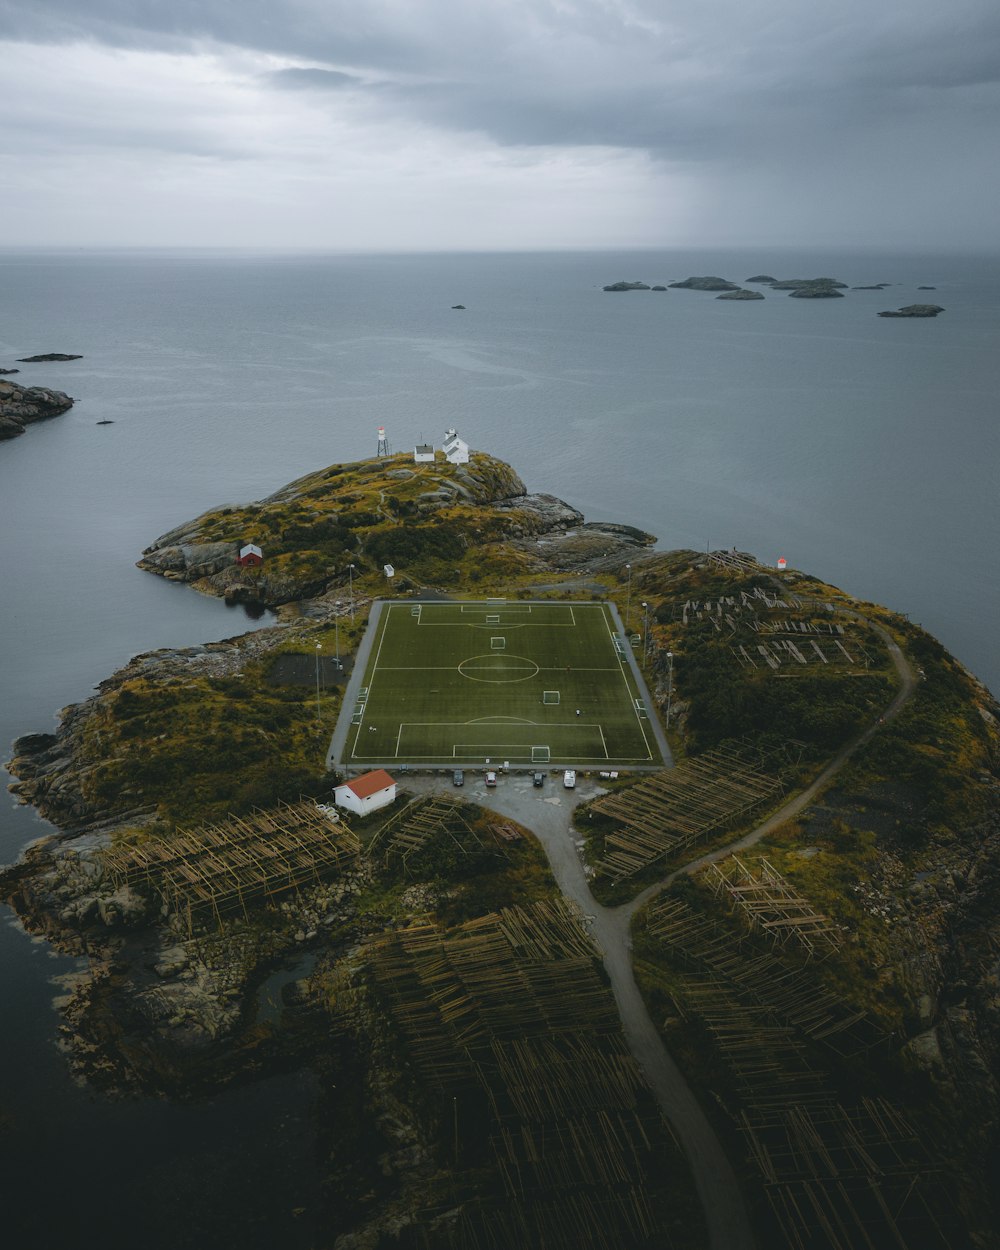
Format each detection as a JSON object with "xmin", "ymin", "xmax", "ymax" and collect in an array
[
  {"xmin": 531, "ymin": 746, "xmax": 551, "ymax": 763},
  {"xmin": 542, "ymin": 690, "xmax": 560, "ymax": 704}
]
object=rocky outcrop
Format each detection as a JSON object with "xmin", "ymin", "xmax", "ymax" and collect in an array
[
  {"xmin": 878, "ymin": 304, "xmax": 945, "ymax": 318},
  {"xmin": 788, "ymin": 287, "xmax": 844, "ymax": 298},
  {"xmin": 717, "ymin": 289, "xmax": 764, "ymax": 300},
  {"xmin": 137, "ymin": 540, "xmax": 238, "ymax": 581},
  {"xmin": 602, "ymin": 281, "xmax": 651, "ymax": 291},
  {"xmin": 138, "ymin": 452, "xmax": 531, "ymax": 607},
  {"xmin": 0, "ymin": 367, "xmax": 19, "ymax": 375},
  {"xmin": 852, "ymin": 284, "xmax": 891, "ymax": 290},
  {"xmin": 492, "ymin": 493, "xmax": 584, "ymax": 532},
  {"xmin": 668, "ymin": 276, "xmax": 739, "ymax": 291},
  {"xmin": 16, "ymin": 352, "xmax": 82, "ymax": 362},
  {"xmin": 0, "ymin": 379, "xmax": 74, "ymax": 440},
  {"xmin": 918, "ymin": 286, "xmax": 937, "ymax": 291},
  {"xmin": 746, "ymin": 274, "xmax": 777, "ymax": 283}
]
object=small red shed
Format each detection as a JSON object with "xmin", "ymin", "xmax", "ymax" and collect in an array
[{"xmin": 238, "ymin": 543, "xmax": 264, "ymax": 567}]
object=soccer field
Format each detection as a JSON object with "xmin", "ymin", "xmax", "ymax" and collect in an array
[{"xmin": 341, "ymin": 599, "xmax": 664, "ymax": 768}]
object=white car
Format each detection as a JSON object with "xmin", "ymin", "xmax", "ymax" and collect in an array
[{"xmin": 563, "ymin": 769, "xmax": 576, "ymax": 789}]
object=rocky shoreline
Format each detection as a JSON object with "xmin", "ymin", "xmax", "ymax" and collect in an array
[{"xmin": 0, "ymin": 378, "xmax": 74, "ymax": 440}]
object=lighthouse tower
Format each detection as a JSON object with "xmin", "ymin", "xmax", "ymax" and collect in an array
[{"xmin": 376, "ymin": 426, "xmax": 389, "ymax": 457}]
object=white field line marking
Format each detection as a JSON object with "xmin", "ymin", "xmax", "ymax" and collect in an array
[
  {"xmin": 418, "ymin": 620, "xmax": 576, "ymax": 628},
  {"xmin": 598, "ymin": 723, "xmax": 609, "ymax": 759},
  {"xmin": 395, "ymin": 723, "xmax": 403, "ymax": 757}
]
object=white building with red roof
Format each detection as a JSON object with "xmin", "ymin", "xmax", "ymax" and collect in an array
[{"xmin": 333, "ymin": 769, "xmax": 397, "ymax": 817}]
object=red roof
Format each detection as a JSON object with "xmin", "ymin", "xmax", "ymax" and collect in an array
[{"xmin": 345, "ymin": 769, "xmax": 395, "ymax": 799}]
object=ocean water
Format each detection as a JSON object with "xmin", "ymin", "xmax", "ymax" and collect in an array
[{"xmin": 1, "ymin": 248, "xmax": 997, "ymax": 1244}]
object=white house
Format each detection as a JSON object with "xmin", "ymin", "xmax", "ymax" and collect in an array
[
  {"xmin": 413, "ymin": 443, "xmax": 435, "ymax": 463},
  {"xmin": 443, "ymin": 428, "xmax": 470, "ymax": 465},
  {"xmin": 334, "ymin": 769, "xmax": 396, "ymax": 817}
]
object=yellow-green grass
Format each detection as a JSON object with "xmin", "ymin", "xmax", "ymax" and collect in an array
[{"xmin": 343, "ymin": 599, "xmax": 665, "ymax": 768}]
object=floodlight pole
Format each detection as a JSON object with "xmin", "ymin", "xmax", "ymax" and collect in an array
[
  {"xmin": 642, "ymin": 602, "xmax": 650, "ymax": 667},
  {"xmin": 665, "ymin": 651, "xmax": 674, "ymax": 728},
  {"xmin": 315, "ymin": 642, "xmax": 322, "ymax": 724},
  {"xmin": 335, "ymin": 602, "xmax": 342, "ymax": 668},
  {"xmin": 347, "ymin": 564, "xmax": 355, "ymax": 620},
  {"xmin": 625, "ymin": 563, "xmax": 632, "ymax": 632}
]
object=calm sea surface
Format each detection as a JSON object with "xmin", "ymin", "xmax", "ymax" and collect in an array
[{"xmin": 1, "ymin": 248, "xmax": 997, "ymax": 1243}]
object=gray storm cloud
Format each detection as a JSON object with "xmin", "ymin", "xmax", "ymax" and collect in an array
[{"xmin": 1, "ymin": 0, "xmax": 998, "ymax": 247}]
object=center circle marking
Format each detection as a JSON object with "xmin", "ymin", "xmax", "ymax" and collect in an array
[{"xmin": 458, "ymin": 654, "xmax": 540, "ymax": 683}]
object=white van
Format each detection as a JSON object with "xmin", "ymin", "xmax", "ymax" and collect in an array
[{"xmin": 563, "ymin": 769, "xmax": 576, "ymax": 789}]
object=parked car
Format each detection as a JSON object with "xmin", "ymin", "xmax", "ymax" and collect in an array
[
  {"xmin": 532, "ymin": 772, "xmax": 545, "ymax": 788},
  {"xmin": 453, "ymin": 769, "xmax": 464, "ymax": 787},
  {"xmin": 485, "ymin": 770, "xmax": 497, "ymax": 787},
  {"xmin": 563, "ymin": 769, "xmax": 576, "ymax": 789}
]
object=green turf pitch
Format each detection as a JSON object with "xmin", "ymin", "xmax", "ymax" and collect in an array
[{"xmin": 344, "ymin": 600, "xmax": 663, "ymax": 767}]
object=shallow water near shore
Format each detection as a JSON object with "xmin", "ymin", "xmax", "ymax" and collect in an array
[{"xmin": 1, "ymin": 246, "xmax": 997, "ymax": 1245}]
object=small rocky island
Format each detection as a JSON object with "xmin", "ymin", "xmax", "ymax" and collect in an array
[
  {"xmin": 16, "ymin": 352, "xmax": 83, "ymax": 362},
  {"xmin": 717, "ymin": 288, "xmax": 764, "ymax": 300},
  {"xmin": 878, "ymin": 304, "xmax": 945, "ymax": 318},
  {"xmin": 668, "ymin": 276, "xmax": 740, "ymax": 291},
  {"xmin": 602, "ymin": 280, "xmax": 652, "ymax": 291},
  {"xmin": 0, "ymin": 378, "xmax": 74, "ymax": 440}
]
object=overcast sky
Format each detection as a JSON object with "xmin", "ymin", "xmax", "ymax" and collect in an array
[{"xmin": 2, "ymin": 0, "xmax": 998, "ymax": 250}]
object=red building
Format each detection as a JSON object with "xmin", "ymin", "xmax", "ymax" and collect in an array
[{"xmin": 238, "ymin": 543, "xmax": 263, "ymax": 567}]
